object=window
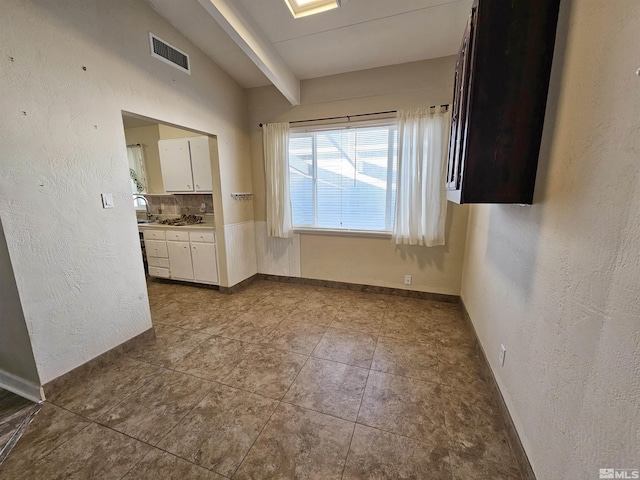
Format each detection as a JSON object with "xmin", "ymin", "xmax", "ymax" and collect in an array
[{"xmin": 289, "ymin": 123, "xmax": 398, "ymax": 232}]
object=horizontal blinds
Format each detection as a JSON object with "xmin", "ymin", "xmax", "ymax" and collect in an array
[{"xmin": 289, "ymin": 125, "xmax": 398, "ymax": 232}]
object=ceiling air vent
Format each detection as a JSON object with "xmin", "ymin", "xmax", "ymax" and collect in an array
[{"xmin": 149, "ymin": 33, "xmax": 190, "ymax": 74}]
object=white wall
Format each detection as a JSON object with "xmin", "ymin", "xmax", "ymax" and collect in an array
[
  {"xmin": 0, "ymin": 220, "xmax": 42, "ymax": 402},
  {"xmin": 247, "ymin": 57, "xmax": 469, "ymax": 295},
  {"xmin": 0, "ymin": 0, "xmax": 252, "ymax": 384},
  {"xmin": 460, "ymin": 1, "xmax": 640, "ymax": 478}
]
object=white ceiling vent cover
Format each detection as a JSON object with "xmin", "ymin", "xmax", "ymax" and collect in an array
[{"xmin": 149, "ymin": 33, "xmax": 190, "ymax": 74}]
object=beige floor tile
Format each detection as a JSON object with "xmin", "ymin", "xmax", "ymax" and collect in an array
[
  {"xmin": 171, "ymin": 303, "xmax": 242, "ymax": 331},
  {"xmin": 99, "ymin": 370, "xmax": 213, "ymax": 445},
  {"xmin": 312, "ymin": 328, "xmax": 377, "ymax": 368},
  {"xmin": 0, "ymin": 403, "xmax": 90, "ymax": 479},
  {"xmin": 16, "ymin": 422, "xmax": 151, "ymax": 480},
  {"xmin": 150, "ymin": 301, "xmax": 188, "ymax": 327},
  {"xmin": 157, "ymin": 383, "xmax": 278, "ymax": 477},
  {"xmin": 259, "ymin": 290, "xmax": 310, "ymax": 309},
  {"xmin": 442, "ymin": 385, "xmax": 516, "ymax": 466},
  {"xmin": 262, "ymin": 320, "xmax": 327, "ymax": 355},
  {"xmin": 234, "ymin": 402, "xmax": 354, "ymax": 480},
  {"xmin": 357, "ymin": 370, "xmax": 450, "ymax": 446},
  {"xmin": 215, "ymin": 291, "xmax": 266, "ymax": 312},
  {"xmin": 371, "ymin": 335, "xmax": 441, "ymax": 384},
  {"xmin": 297, "ymin": 290, "xmax": 346, "ymax": 311},
  {"xmin": 286, "ymin": 306, "xmax": 339, "ymax": 326},
  {"xmin": 329, "ymin": 308, "xmax": 384, "ymax": 335},
  {"xmin": 209, "ymin": 311, "xmax": 284, "ymax": 344},
  {"xmin": 379, "ymin": 312, "xmax": 437, "ymax": 341},
  {"xmin": 47, "ymin": 356, "xmax": 162, "ymax": 420},
  {"xmin": 125, "ymin": 323, "xmax": 210, "ymax": 368},
  {"xmin": 122, "ymin": 448, "xmax": 226, "ymax": 480},
  {"xmin": 173, "ymin": 335, "xmax": 252, "ymax": 382},
  {"xmin": 222, "ymin": 346, "xmax": 307, "ymax": 399},
  {"xmin": 342, "ymin": 424, "xmax": 451, "ymax": 480},
  {"xmin": 449, "ymin": 450, "xmax": 523, "ymax": 480},
  {"xmin": 284, "ymin": 357, "xmax": 368, "ymax": 421}
]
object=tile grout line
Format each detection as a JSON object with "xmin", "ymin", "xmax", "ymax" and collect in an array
[
  {"xmin": 339, "ymin": 334, "xmax": 378, "ymax": 480},
  {"xmin": 228, "ymin": 350, "xmax": 314, "ymax": 478},
  {"xmin": 52, "ymin": 402, "xmax": 232, "ymax": 479},
  {"xmin": 7, "ymin": 409, "xmax": 94, "ymax": 476}
]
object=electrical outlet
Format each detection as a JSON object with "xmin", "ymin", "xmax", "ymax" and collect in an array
[
  {"xmin": 499, "ymin": 344, "xmax": 506, "ymax": 366},
  {"xmin": 404, "ymin": 275, "xmax": 412, "ymax": 285}
]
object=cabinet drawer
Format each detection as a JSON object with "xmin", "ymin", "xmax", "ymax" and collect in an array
[
  {"xmin": 166, "ymin": 231, "xmax": 190, "ymax": 242},
  {"xmin": 145, "ymin": 240, "xmax": 168, "ymax": 258},
  {"xmin": 147, "ymin": 257, "xmax": 169, "ymax": 268},
  {"xmin": 143, "ymin": 230, "xmax": 166, "ymax": 241},
  {"xmin": 148, "ymin": 266, "xmax": 170, "ymax": 278},
  {"xmin": 189, "ymin": 231, "xmax": 215, "ymax": 243}
]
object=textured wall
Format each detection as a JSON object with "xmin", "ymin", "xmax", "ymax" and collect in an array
[
  {"xmin": 247, "ymin": 57, "xmax": 469, "ymax": 295},
  {"xmin": 460, "ymin": 1, "xmax": 640, "ymax": 478},
  {"xmin": 0, "ymin": 0, "xmax": 251, "ymax": 383}
]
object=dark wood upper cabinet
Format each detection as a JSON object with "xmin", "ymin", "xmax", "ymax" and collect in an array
[{"xmin": 446, "ymin": 0, "xmax": 561, "ymax": 204}]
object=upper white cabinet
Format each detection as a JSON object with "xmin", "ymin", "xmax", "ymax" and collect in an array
[
  {"xmin": 188, "ymin": 136, "xmax": 213, "ymax": 192},
  {"xmin": 158, "ymin": 136, "xmax": 212, "ymax": 193}
]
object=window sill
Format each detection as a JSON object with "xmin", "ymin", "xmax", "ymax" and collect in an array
[{"xmin": 293, "ymin": 227, "xmax": 392, "ymax": 239}]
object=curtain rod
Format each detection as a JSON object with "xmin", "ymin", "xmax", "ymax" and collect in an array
[
  {"xmin": 126, "ymin": 143, "xmax": 141, "ymax": 147},
  {"xmin": 258, "ymin": 105, "xmax": 449, "ymax": 127}
]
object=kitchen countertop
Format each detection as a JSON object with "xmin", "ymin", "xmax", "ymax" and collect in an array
[{"xmin": 138, "ymin": 222, "xmax": 215, "ymax": 231}]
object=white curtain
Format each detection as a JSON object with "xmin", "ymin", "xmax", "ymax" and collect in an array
[
  {"xmin": 127, "ymin": 145, "xmax": 146, "ymax": 194},
  {"xmin": 263, "ymin": 122, "xmax": 294, "ymax": 238},
  {"xmin": 393, "ymin": 107, "xmax": 451, "ymax": 246}
]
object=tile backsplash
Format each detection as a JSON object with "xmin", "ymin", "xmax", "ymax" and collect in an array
[{"xmin": 142, "ymin": 194, "xmax": 214, "ymax": 215}]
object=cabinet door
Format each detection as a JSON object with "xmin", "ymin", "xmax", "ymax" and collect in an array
[
  {"xmin": 145, "ymin": 239, "xmax": 168, "ymax": 258},
  {"xmin": 158, "ymin": 139, "xmax": 194, "ymax": 192},
  {"xmin": 189, "ymin": 136, "xmax": 213, "ymax": 192},
  {"xmin": 191, "ymin": 243, "xmax": 218, "ymax": 284},
  {"xmin": 167, "ymin": 241, "xmax": 194, "ymax": 280}
]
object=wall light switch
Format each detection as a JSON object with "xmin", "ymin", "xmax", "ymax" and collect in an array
[
  {"xmin": 499, "ymin": 344, "xmax": 506, "ymax": 366},
  {"xmin": 101, "ymin": 193, "xmax": 114, "ymax": 209}
]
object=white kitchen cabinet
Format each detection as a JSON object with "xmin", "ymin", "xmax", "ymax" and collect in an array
[
  {"xmin": 167, "ymin": 240, "xmax": 194, "ymax": 280},
  {"xmin": 191, "ymin": 243, "xmax": 218, "ymax": 284},
  {"xmin": 158, "ymin": 139, "xmax": 193, "ymax": 192},
  {"xmin": 158, "ymin": 136, "xmax": 212, "ymax": 193},
  {"xmin": 189, "ymin": 136, "xmax": 213, "ymax": 192},
  {"xmin": 141, "ymin": 226, "xmax": 218, "ymax": 285},
  {"xmin": 145, "ymin": 239, "xmax": 168, "ymax": 258}
]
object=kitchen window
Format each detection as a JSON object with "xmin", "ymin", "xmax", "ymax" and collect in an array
[{"xmin": 289, "ymin": 123, "xmax": 398, "ymax": 233}]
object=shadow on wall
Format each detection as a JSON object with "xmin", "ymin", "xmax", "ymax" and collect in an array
[
  {"xmin": 0, "ymin": 218, "xmax": 41, "ymax": 392},
  {"xmin": 484, "ymin": 0, "xmax": 573, "ymax": 301},
  {"xmin": 393, "ymin": 206, "xmax": 456, "ymax": 270}
]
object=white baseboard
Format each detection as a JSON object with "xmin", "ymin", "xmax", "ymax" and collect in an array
[{"xmin": 0, "ymin": 368, "xmax": 44, "ymax": 403}]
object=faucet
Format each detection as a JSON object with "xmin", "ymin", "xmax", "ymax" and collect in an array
[{"xmin": 133, "ymin": 195, "xmax": 154, "ymax": 222}]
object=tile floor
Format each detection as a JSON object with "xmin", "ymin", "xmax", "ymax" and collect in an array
[
  {"xmin": 0, "ymin": 389, "xmax": 39, "ymax": 463},
  {"xmin": 0, "ymin": 279, "xmax": 523, "ymax": 479}
]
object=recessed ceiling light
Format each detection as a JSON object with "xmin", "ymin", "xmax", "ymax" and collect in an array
[{"xmin": 283, "ymin": 0, "xmax": 340, "ymax": 18}]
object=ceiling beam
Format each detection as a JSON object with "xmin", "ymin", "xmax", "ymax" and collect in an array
[{"xmin": 197, "ymin": 0, "xmax": 300, "ymax": 105}]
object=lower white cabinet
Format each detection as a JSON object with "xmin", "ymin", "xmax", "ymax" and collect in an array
[
  {"xmin": 167, "ymin": 240, "xmax": 194, "ymax": 281},
  {"xmin": 142, "ymin": 227, "xmax": 218, "ymax": 285},
  {"xmin": 191, "ymin": 243, "xmax": 218, "ymax": 284}
]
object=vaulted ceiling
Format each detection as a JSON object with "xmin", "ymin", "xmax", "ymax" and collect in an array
[{"xmin": 146, "ymin": 0, "xmax": 472, "ymax": 104}]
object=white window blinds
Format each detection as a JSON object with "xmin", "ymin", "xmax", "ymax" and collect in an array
[{"xmin": 289, "ymin": 124, "xmax": 397, "ymax": 232}]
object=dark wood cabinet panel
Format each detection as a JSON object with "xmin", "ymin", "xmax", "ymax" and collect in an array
[{"xmin": 446, "ymin": 0, "xmax": 561, "ymax": 204}]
